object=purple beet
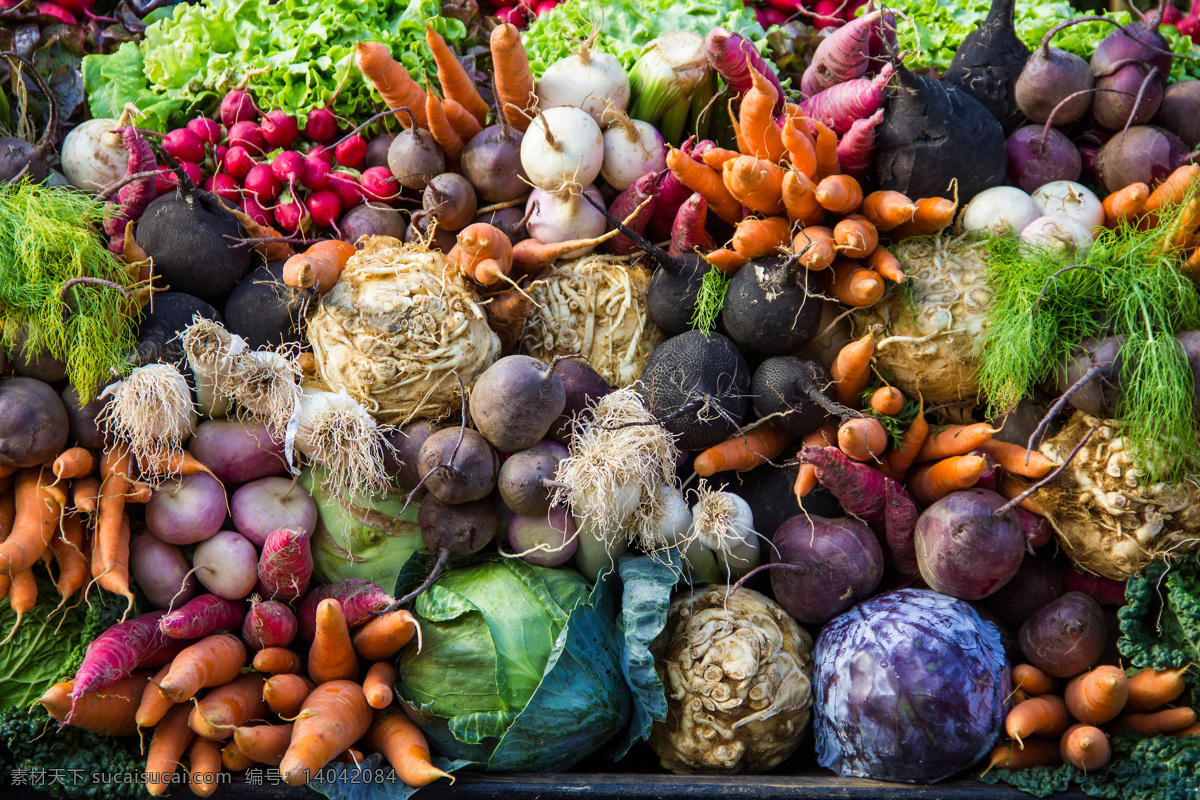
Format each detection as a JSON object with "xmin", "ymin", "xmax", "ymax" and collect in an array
[
  {"xmin": 913, "ymin": 488, "xmax": 1025, "ymax": 601},
  {"xmin": 768, "ymin": 514, "xmax": 884, "ymax": 624}
]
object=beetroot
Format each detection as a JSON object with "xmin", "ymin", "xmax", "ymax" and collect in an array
[
  {"xmin": 914, "ymin": 489, "xmax": 1025, "ymax": 601},
  {"xmin": 1006, "ymin": 126, "xmax": 1082, "ymax": 193},
  {"xmin": 1095, "ymin": 124, "xmax": 1189, "ymax": 192},
  {"xmin": 768, "ymin": 514, "xmax": 884, "ymax": 624},
  {"xmin": 1018, "ymin": 591, "xmax": 1106, "ymax": 678},
  {"xmin": 984, "ymin": 554, "xmax": 1063, "ymax": 627}
]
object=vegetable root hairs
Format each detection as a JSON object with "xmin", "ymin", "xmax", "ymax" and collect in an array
[
  {"xmin": 295, "ymin": 388, "xmax": 394, "ymax": 499},
  {"xmin": 552, "ymin": 388, "xmax": 681, "ymax": 552},
  {"xmin": 689, "ymin": 482, "xmax": 758, "ymax": 565},
  {"xmin": 226, "ymin": 348, "xmax": 303, "ymax": 437},
  {"xmin": 98, "ymin": 364, "xmax": 196, "ymax": 475}
]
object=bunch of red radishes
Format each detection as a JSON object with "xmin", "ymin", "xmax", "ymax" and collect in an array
[
  {"xmin": 485, "ymin": 0, "xmax": 560, "ymax": 28},
  {"xmin": 1162, "ymin": 1, "xmax": 1200, "ymax": 44},
  {"xmin": 155, "ymin": 90, "xmax": 401, "ymax": 236},
  {"xmin": 750, "ymin": 0, "xmax": 867, "ymax": 30}
]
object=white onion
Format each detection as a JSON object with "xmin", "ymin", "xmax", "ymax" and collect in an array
[
  {"xmin": 960, "ymin": 186, "xmax": 1040, "ymax": 236},
  {"xmin": 1032, "ymin": 181, "xmax": 1105, "ymax": 231}
]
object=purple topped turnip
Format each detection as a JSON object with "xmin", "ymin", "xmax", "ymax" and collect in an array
[
  {"xmin": 146, "ymin": 472, "xmax": 227, "ymax": 545},
  {"xmin": 231, "ymin": 477, "xmax": 319, "ymax": 548},
  {"xmin": 508, "ymin": 507, "xmax": 578, "ymax": 567}
]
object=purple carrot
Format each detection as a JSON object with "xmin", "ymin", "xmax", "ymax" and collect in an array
[
  {"xmin": 884, "ymin": 479, "xmax": 920, "ymax": 576},
  {"xmin": 605, "ymin": 171, "xmax": 661, "ymax": 256},
  {"xmin": 103, "ymin": 126, "xmax": 156, "ymax": 255},
  {"xmin": 669, "ymin": 193, "xmax": 716, "ymax": 257},
  {"xmin": 69, "ymin": 610, "xmax": 176, "ymax": 707},
  {"xmin": 799, "ymin": 63, "xmax": 895, "ymax": 135},
  {"xmin": 706, "ymin": 27, "xmax": 786, "ymax": 115},
  {"xmin": 835, "ymin": 109, "xmax": 885, "ymax": 177},
  {"xmin": 800, "ymin": 445, "xmax": 889, "ymax": 530},
  {"xmin": 297, "ymin": 579, "xmax": 393, "ymax": 640},
  {"xmin": 802, "ymin": 10, "xmax": 883, "ymax": 97},
  {"xmin": 159, "ymin": 594, "xmax": 246, "ymax": 640}
]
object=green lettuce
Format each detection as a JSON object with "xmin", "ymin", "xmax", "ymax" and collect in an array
[{"xmin": 875, "ymin": 0, "xmax": 1200, "ymax": 82}]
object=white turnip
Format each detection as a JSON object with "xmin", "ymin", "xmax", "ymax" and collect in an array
[
  {"xmin": 1030, "ymin": 181, "xmax": 1105, "ymax": 231},
  {"xmin": 520, "ymin": 107, "xmax": 604, "ymax": 192},
  {"xmin": 959, "ymin": 186, "xmax": 1039, "ymax": 235},
  {"xmin": 146, "ymin": 473, "xmax": 228, "ymax": 545},
  {"xmin": 194, "ymin": 531, "xmax": 260, "ymax": 600},
  {"xmin": 600, "ymin": 112, "xmax": 666, "ymax": 191},
  {"xmin": 231, "ymin": 477, "xmax": 319, "ymax": 548},
  {"xmin": 189, "ymin": 419, "xmax": 288, "ymax": 484},
  {"xmin": 525, "ymin": 185, "xmax": 607, "ymax": 256},
  {"xmin": 1019, "ymin": 214, "xmax": 1094, "ymax": 255},
  {"xmin": 536, "ymin": 48, "xmax": 630, "ymax": 125},
  {"xmin": 60, "ymin": 116, "xmax": 130, "ymax": 193}
]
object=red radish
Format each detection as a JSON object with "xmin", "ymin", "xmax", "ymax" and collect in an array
[
  {"xmin": 704, "ymin": 28, "xmax": 786, "ymax": 114},
  {"xmin": 802, "ymin": 10, "xmax": 882, "ymax": 97},
  {"xmin": 69, "ymin": 611, "xmax": 176, "ymax": 703},
  {"xmin": 301, "ymin": 155, "xmax": 331, "ymax": 191},
  {"xmin": 1163, "ymin": 4, "xmax": 1185, "ymax": 25},
  {"xmin": 186, "ymin": 117, "xmax": 224, "ymax": 146},
  {"xmin": 210, "ymin": 172, "xmax": 241, "ymax": 202},
  {"xmin": 272, "ymin": 150, "xmax": 306, "ymax": 186},
  {"xmin": 360, "ymin": 166, "xmax": 399, "ymax": 202},
  {"xmin": 296, "ymin": 580, "xmax": 394, "ymax": 640},
  {"xmin": 835, "ymin": 109, "xmax": 885, "ymax": 177},
  {"xmin": 534, "ymin": 0, "xmax": 558, "ymax": 15},
  {"xmin": 159, "ymin": 594, "xmax": 246, "ymax": 640},
  {"xmin": 756, "ymin": 6, "xmax": 788, "ymax": 27},
  {"xmin": 335, "ymin": 135, "xmax": 368, "ymax": 169},
  {"xmin": 261, "ymin": 110, "xmax": 300, "ymax": 149},
  {"xmin": 308, "ymin": 145, "xmax": 335, "ymax": 167},
  {"xmin": 813, "ymin": 0, "xmax": 844, "ymax": 30},
  {"xmin": 240, "ymin": 197, "xmax": 274, "ymax": 227},
  {"xmin": 224, "ymin": 145, "xmax": 256, "ymax": 179},
  {"xmin": 257, "ymin": 527, "xmax": 314, "ymax": 602},
  {"xmin": 1179, "ymin": 15, "xmax": 1200, "ymax": 45},
  {"xmin": 221, "ymin": 90, "xmax": 259, "ymax": 126},
  {"xmin": 245, "ymin": 163, "xmax": 282, "ymax": 204},
  {"xmin": 163, "ymin": 128, "xmax": 206, "ymax": 163},
  {"xmin": 491, "ymin": 0, "xmax": 518, "ymax": 5},
  {"xmin": 274, "ymin": 193, "xmax": 310, "ymax": 233},
  {"xmin": 228, "ymin": 121, "xmax": 265, "ymax": 154},
  {"xmin": 34, "ymin": 2, "xmax": 77, "ymax": 25},
  {"xmin": 303, "ymin": 108, "xmax": 339, "ymax": 143},
  {"xmin": 306, "ymin": 189, "xmax": 342, "ymax": 229},
  {"xmin": 154, "ymin": 162, "xmax": 203, "ymax": 196},
  {"xmin": 215, "ymin": 144, "xmax": 229, "ymax": 165},
  {"xmin": 495, "ymin": 5, "xmax": 527, "ymax": 25},
  {"xmin": 327, "ymin": 170, "xmax": 364, "ymax": 211},
  {"xmin": 242, "ymin": 599, "xmax": 298, "ymax": 650}
]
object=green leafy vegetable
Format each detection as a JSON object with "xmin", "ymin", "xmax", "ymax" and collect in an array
[
  {"xmin": 1118, "ymin": 558, "xmax": 1200, "ymax": 671},
  {"xmin": 0, "ymin": 181, "xmax": 137, "ymax": 402}
]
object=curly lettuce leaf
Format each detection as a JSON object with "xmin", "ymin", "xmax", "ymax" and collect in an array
[{"xmin": 81, "ymin": 41, "xmax": 183, "ymax": 132}]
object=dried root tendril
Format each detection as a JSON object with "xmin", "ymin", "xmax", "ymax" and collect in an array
[{"xmin": 98, "ymin": 363, "xmax": 196, "ymax": 476}]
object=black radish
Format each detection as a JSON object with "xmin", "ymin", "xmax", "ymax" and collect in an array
[
  {"xmin": 720, "ymin": 255, "xmax": 822, "ymax": 354},
  {"xmin": 941, "ymin": 0, "xmax": 1030, "ymax": 134},
  {"xmin": 5, "ymin": 327, "xmax": 67, "ymax": 383},
  {"xmin": 133, "ymin": 292, "xmax": 222, "ymax": 368},
  {"xmin": 469, "ymin": 355, "xmax": 566, "ymax": 453},
  {"xmin": 223, "ymin": 262, "xmax": 312, "ymax": 349},
  {"xmin": 62, "ymin": 380, "xmax": 115, "ymax": 451},
  {"xmin": 0, "ymin": 53, "xmax": 57, "ymax": 183},
  {"xmin": 751, "ymin": 356, "xmax": 837, "ymax": 437}
]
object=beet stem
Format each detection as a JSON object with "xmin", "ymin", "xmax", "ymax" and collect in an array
[
  {"xmin": 1027, "ymin": 364, "xmax": 1102, "ymax": 454},
  {"xmin": 1119, "ymin": 65, "xmax": 1160, "ymax": 143},
  {"xmin": 377, "ymin": 548, "xmax": 450, "ymax": 613},
  {"xmin": 996, "ymin": 424, "xmax": 1096, "ymax": 517},
  {"xmin": 95, "ymin": 168, "xmax": 161, "ymax": 202},
  {"xmin": 729, "ymin": 561, "xmax": 806, "ymax": 595}
]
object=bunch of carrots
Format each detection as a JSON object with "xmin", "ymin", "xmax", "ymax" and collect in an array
[
  {"xmin": 663, "ymin": 60, "xmax": 956, "ymax": 303},
  {"xmin": 1103, "ymin": 164, "xmax": 1200, "ymax": 272},
  {"xmin": 37, "ymin": 598, "xmax": 439, "ymax": 795},
  {"xmin": 985, "ymin": 663, "xmax": 1196, "ymax": 775}
]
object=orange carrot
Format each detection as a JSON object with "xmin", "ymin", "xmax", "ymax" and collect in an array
[
  {"xmin": 977, "ymin": 439, "xmax": 1059, "ymax": 479},
  {"xmin": 53, "ymin": 448, "xmax": 95, "ymax": 482},
  {"xmin": 72, "ymin": 476, "xmax": 101, "ymax": 514},
  {"xmin": 837, "ymin": 417, "xmax": 888, "ymax": 462},
  {"xmin": 51, "ymin": 512, "xmax": 88, "ymax": 606},
  {"xmin": 222, "ymin": 740, "xmax": 254, "ymax": 772},
  {"xmin": 0, "ymin": 465, "xmax": 14, "ymax": 479},
  {"xmin": 666, "ymin": 148, "xmax": 743, "ymax": 224},
  {"xmin": 739, "ymin": 64, "xmax": 786, "ymax": 162},
  {"xmin": 831, "ymin": 332, "xmax": 874, "ymax": 406},
  {"xmin": 511, "ymin": 228, "xmax": 623, "ymax": 275},
  {"xmin": 869, "ymin": 386, "xmax": 905, "ymax": 416},
  {"xmin": 1170, "ymin": 722, "xmax": 1200, "ymax": 738},
  {"xmin": 426, "ymin": 25, "xmax": 489, "ymax": 126},
  {"xmin": 355, "ymin": 42, "xmax": 428, "ymax": 129},
  {"xmin": 732, "ymin": 216, "xmax": 791, "ymax": 259},
  {"xmin": 723, "ymin": 156, "xmax": 786, "ymax": 215},
  {"xmin": 450, "ymin": 223, "xmax": 514, "ymax": 285},
  {"xmin": 443, "ymin": 97, "xmax": 484, "ymax": 142},
  {"xmin": 728, "ymin": 100, "xmax": 748, "ymax": 154},
  {"xmin": 1013, "ymin": 664, "xmax": 1056, "ymax": 697},
  {"xmin": 352, "ymin": 610, "xmax": 420, "ymax": 661},
  {"xmin": 1006, "ymin": 694, "xmax": 1071, "ymax": 747},
  {"xmin": 147, "ymin": 703, "xmax": 196, "ymax": 796},
  {"xmin": 983, "ymin": 739, "xmax": 1062, "ymax": 773},
  {"xmin": 136, "ymin": 664, "xmax": 175, "ymax": 730},
  {"xmin": 91, "ymin": 447, "xmax": 129, "ymax": 592},
  {"xmin": 225, "ymin": 205, "xmax": 295, "ymax": 262},
  {"xmin": 125, "ymin": 482, "xmax": 152, "ymax": 504},
  {"xmin": 862, "ymin": 190, "xmax": 917, "ymax": 231},
  {"xmin": 1125, "ymin": 667, "xmax": 1191, "ymax": 713},
  {"xmin": 234, "ymin": 723, "xmax": 293, "ymax": 767},
  {"xmin": 1060, "ymin": 724, "xmax": 1110, "ymax": 773},
  {"xmin": 93, "ymin": 509, "xmax": 134, "ymax": 614},
  {"xmin": 703, "ymin": 248, "xmax": 748, "ymax": 275},
  {"xmin": 308, "ymin": 598, "xmax": 359, "ymax": 684},
  {"xmin": 695, "ymin": 424, "xmax": 796, "ymax": 476},
  {"xmin": 908, "ymin": 455, "xmax": 989, "ymax": 506},
  {"xmin": 188, "ymin": 737, "xmax": 223, "ymax": 798},
  {"xmin": 3, "ymin": 567, "xmax": 36, "ymax": 644},
  {"xmin": 998, "ymin": 473, "xmax": 1049, "ymax": 517},
  {"xmin": 252, "ymin": 647, "xmax": 303, "ymax": 675},
  {"xmin": 915, "ymin": 423, "xmax": 998, "ymax": 463},
  {"xmin": 883, "ymin": 398, "xmax": 927, "ymax": 478},
  {"xmin": 1118, "ymin": 707, "xmax": 1197, "ymax": 736},
  {"xmin": 0, "ymin": 467, "xmax": 61, "ymax": 576},
  {"xmin": 824, "ymin": 259, "xmax": 883, "ymax": 307},
  {"xmin": 158, "ymin": 634, "xmax": 247, "ymax": 703},
  {"xmin": 1146, "ymin": 164, "xmax": 1200, "ymax": 212},
  {"xmin": 794, "ymin": 425, "xmax": 837, "ymax": 500},
  {"xmin": 781, "ymin": 118, "xmax": 817, "ymax": 177},
  {"xmin": 865, "ymin": 245, "xmax": 905, "ymax": 282},
  {"xmin": 364, "ymin": 662, "xmax": 398, "ymax": 710},
  {"xmin": 781, "ymin": 169, "xmax": 826, "ymax": 225},
  {"xmin": 41, "ymin": 675, "xmax": 146, "ymax": 736},
  {"xmin": 426, "ymin": 92, "xmax": 465, "ymax": 160},
  {"xmin": 811, "ymin": 120, "xmax": 840, "ymax": 180},
  {"xmin": 279, "ymin": 681, "xmax": 373, "ymax": 786},
  {"xmin": 1158, "ymin": 196, "xmax": 1200, "ymax": 255},
  {"xmin": 490, "ymin": 23, "xmax": 534, "ymax": 131},
  {"xmin": 189, "ymin": 673, "xmax": 268, "ymax": 741},
  {"xmin": 834, "ymin": 214, "xmax": 878, "ymax": 259},
  {"xmin": 814, "ymin": 174, "xmax": 863, "ymax": 214},
  {"xmin": 263, "ymin": 673, "xmax": 316, "ymax": 718},
  {"xmin": 699, "ymin": 147, "xmax": 744, "ymax": 170},
  {"xmin": 366, "ymin": 710, "xmax": 453, "ymax": 789},
  {"xmin": 793, "ymin": 225, "xmax": 835, "ymax": 270},
  {"xmin": 896, "ymin": 195, "xmax": 958, "ymax": 237},
  {"xmin": 1065, "ymin": 666, "xmax": 1129, "ymax": 725},
  {"xmin": 282, "ymin": 240, "xmax": 357, "ymax": 295},
  {"xmin": 1103, "ymin": 182, "xmax": 1150, "ymax": 227}
]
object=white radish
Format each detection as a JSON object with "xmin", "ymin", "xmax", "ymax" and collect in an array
[
  {"xmin": 536, "ymin": 47, "xmax": 630, "ymax": 125},
  {"xmin": 60, "ymin": 117, "xmax": 129, "ymax": 193},
  {"xmin": 520, "ymin": 107, "xmax": 604, "ymax": 192},
  {"xmin": 1031, "ymin": 180, "xmax": 1105, "ymax": 232},
  {"xmin": 600, "ymin": 112, "xmax": 667, "ymax": 191},
  {"xmin": 526, "ymin": 185, "xmax": 607, "ymax": 257},
  {"xmin": 960, "ymin": 186, "xmax": 1040, "ymax": 236}
]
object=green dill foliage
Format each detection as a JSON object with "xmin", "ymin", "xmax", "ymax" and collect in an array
[
  {"xmin": 977, "ymin": 211, "xmax": 1200, "ymax": 482},
  {"xmin": 690, "ymin": 268, "xmax": 730, "ymax": 336},
  {"xmin": 0, "ymin": 181, "xmax": 136, "ymax": 401}
]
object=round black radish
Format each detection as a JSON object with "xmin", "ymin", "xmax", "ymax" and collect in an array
[
  {"xmin": 417, "ymin": 493, "xmax": 497, "ymax": 560},
  {"xmin": 383, "ymin": 419, "xmax": 441, "ymax": 487},
  {"xmin": 62, "ymin": 380, "xmax": 114, "ymax": 451},
  {"xmin": 0, "ymin": 377, "xmax": 70, "ymax": 468},
  {"xmin": 0, "ymin": 54, "xmax": 55, "ymax": 183},
  {"xmin": 647, "ymin": 253, "xmax": 712, "ymax": 336},
  {"xmin": 751, "ymin": 356, "xmax": 836, "ymax": 437},
  {"xmin": 1093, "ymin": 63, "xmax": 1162, "ymax": 131},
  {"xmin": 498, "ymin": 441, "xmax": 568, "ymax": 516},
  {"xmin": 547, "ymin": 358, "xmax": 614, "ymax": 444},
  {"xmin": 422, "ymin": 173, "xmax": 477, "ymax": 232},
  {"xmin": 461, "ymin": 123, "xmax": 528, "ymax": 203},
  {"xmin": 5, "ymin": 327, "xmax": 67, "ymax": 383},
  {"xmin": 224, "ymin": 262, "xmax": 311, "ymax": 349},
  {"xmin": 135, "ymin": 187, "xmax": 255, "ymax": 306},
  {"xmin": 1156, "ymin": 80, "xmax": 1200, "ymax": 147},
  {"xmin": 941, "ymin": 0, "xmax": 1030, "ymax": 134},
  {"xmin": 469, "ymin": 355, "xmax": 567, "ymax": 453},
  {"xmin": 475, "ymin": 205, "xmax": 530, "ymax": 243},
  {"xmin": 1014, "ymin": 46, "xmax": 1094, "ymax": 125},
  {"xmin": 873, "ymin": 66, "xmax": 1008, "ymax": 202},
  {"xmin": 388, "ymin": 124, "xmax": 445, "ymax": 191},
  {"xmin": 416, "ymin": 427, "xmax": 499, "ymax": 504},
  {"xmin": 338, "ymin": 205, "xmax": 407, "ymax": 243},
  {"xmin": 134, "ymin": 292, "xmax": 222, "ymax": 369},
  {"xmin": 638, "ymin": 331, "xmax": 751, "ymax": 451},
  {"xmin": 365, "ymin": 132, "xmax": 395, "ymax": 169},
  {"xmin": 720, "ymin": 255, "xmax": 822, "ymax": 355}
]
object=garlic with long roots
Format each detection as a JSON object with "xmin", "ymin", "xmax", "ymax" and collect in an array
[
  {"xmin": 180, "ymin": 316, "xmax": 246, "ymax": 419},
  {"xmin": 292, "ymin": 386, "xmax": 392, "ymax": 499},
  {"xmin": 98, "ymin": 363, "xmax": 196, "ymax": 475},
  {"xmin": 226, "ymin": 348, "xmax": 303, "ymax": 436}
]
